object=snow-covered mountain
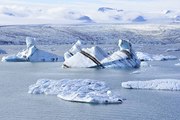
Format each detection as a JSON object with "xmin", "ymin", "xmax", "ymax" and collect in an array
[{"xmin": 0, "ymin": 5, "xmax": 180, "ymax": 24}]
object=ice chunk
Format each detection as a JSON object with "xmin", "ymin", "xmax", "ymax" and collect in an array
[
  {"xmin": 136, "ymin": 52, "xmax": 153, "ymax": 61},
  {"xmin": 122, "ymin": 79, "xmax": 180, "ymax": 91},
  {"xmin": 175, "ymin": 63, "xmax": 180, "ymax": 66},
  {"xmin": 118, "ymin": 39, "xmax": 132, "ymax": 52},
  {"xmin": 131, "ymin": 70, "xmax": 141, "ymax": 74},
  {"xmin": 2, "ymin": 37, "xmax": 64, "ymax": 62},
  {"xmin": 63, "ymin": 39, "xmax": 140, "ymax": 68},
  {"xmin": 26, "ymin": 37, "xmax": 36, "ymax": 48},
  {"xmin": 136, "ymin": 52, "xmax": 177, "ymax": 61},
  {"xmin": 152, "ymin": 54, "xmax": 177, "ymax": 61},
  {"xmin": 64, "ymin": 40, "xmax": 82, "ymax": 60},
  {"xmin": 29, "ymin": 79, "xmax": 123, "ymax": 104}
]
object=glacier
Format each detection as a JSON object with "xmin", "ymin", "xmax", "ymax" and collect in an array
[
  {"xmin": 28, "ymin": 79, "xmax": 123, "ymax": 104},
  {"xmin": 0, "ymin": 24, "xmax": 180, "ymax": 46},
  {"xmin": 63, "ymin": 39, "xmax": 140, "ymax": 68},
  {"xmin": 122, "ymin": 79, "xmax": 180, "ymax": 91},
  {"xmin": 1, "ymin": 37, "xmax": 64, "ymax": 62}
]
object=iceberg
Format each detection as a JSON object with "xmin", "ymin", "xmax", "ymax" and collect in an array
[
  {"xmin": 175, "ymin": 63, "xmax": 180, "ymax": 66},
  {"xmin": 136, "ymin": 52, "xmax": 153, "ymax": 61},
  {"xmin": 1, "ymin": 37, "xmax": 64, "ymax": 62},
  {"xmin": 28, "ymin": 79, "xmax": 123, "ymax": 104},
  {"xmin": 152, "ymin": 54, "xmax": 177, "ymax": 61},
  {"xmin": 136, "ymin": 52, "xmax": 177, "ymax": 61},
  {"xmin": 63, "ymin": 39, "xmax": 140, "ymax": 68},
  {"xmin": 122, "ymin": 79, "xmax": 180, "ymax": 91}
]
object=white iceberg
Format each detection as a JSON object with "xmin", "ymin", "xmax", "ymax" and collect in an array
[
  {"xmin": 131, "ymin": 70, "xmax": 141, "ymax": 74},
  {"xmin": 122, "ymin": 79, "xmax": 180, "ymax": 91},
  {"xmin": 28, "ymin": 79, "xmax": 123, "ymax": 104},
  {"xmin": 63, "ymin": 39, "xmax": 140, "ymax": 68},
  {"xmin": 175, "ymin": 63, "xmax": 180, "ymax": 66},
  {"xmin": 136, "ymin": 52, "xmax": 177, "ymax": 61},
  {"xmin": 152, "ymin": 54, "xmax": 177, "ymax": 61},
  {"xmin": 136, "ymin": 52, "xmax": 153, "ymax": 61},
  {"xmin": 1, "ymin": 37, "xmax": 64, "ymax": 62}
]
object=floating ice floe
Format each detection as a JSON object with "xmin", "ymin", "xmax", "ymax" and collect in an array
[
  {"xmin": 63, "ymin": 39, "xmax": 140, "ymax": 68},
  {"xmin": 136, "ymin": 52, "xmax": 177, "ymax": 61},
  {"xmin": 122, "ymin": 79, "xmax": 180, "ymax": 91},
  {"xmin": 131, "ymin": 70, "xmax": 141, "ymax": 74},
  {"xmin": 0, "ymin": 49, "xmax": 7, "ymax": 54},
  {"xmin": 1, "ymin": 37, "xmax": 64, "ymax": 62},
  {"xmin": 166, "ymin": 48, "xmax": 180, "ymax": 52},
  {"xmin": 152, "ymin": 54, "xmax": 177, "ymax": 61},
  {"xmin": 175, "ymin": 63, "xmax": 180, "ymax": 66},
  {"xmin": 28, "ymin": 79, "xmax": 122, "ymax": 104}
]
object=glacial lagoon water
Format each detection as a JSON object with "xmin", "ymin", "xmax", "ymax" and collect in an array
[{"xmin": 0, "ymin": 60, "xmax": 180, "ymax": 120}]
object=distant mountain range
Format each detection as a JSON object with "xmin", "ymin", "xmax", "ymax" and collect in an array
[{"xmin": 0, "ymin": 6, "xmax": 180, "ymax": 24}]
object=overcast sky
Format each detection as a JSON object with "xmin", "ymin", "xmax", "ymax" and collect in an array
[{"xmin": 0, "ymin": 0, "xmax": 179, "ymax": 11}]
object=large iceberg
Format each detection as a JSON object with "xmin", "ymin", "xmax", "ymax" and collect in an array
[
  {"xmin": 63, "ymin": 39, "xmax": 140, "ymax": 68},
  {"xmin": 1, "ymin": 37, "xmax": 64, "ymax": 62},
  {"xmin": 122, "ymin": 79, "xmax": 180, "ymax": 91},
  {"xmin": 136, "ymin": 52, "xmax": 177, "ymax": 61},
  {"xmin": 28, "ymin": 79, "xmax": 123, "ymax": 104}
]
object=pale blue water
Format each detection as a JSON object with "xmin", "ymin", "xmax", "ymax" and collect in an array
[{"xmin": 0, "ymin": 61, "xmax": 180, "ymax": 120}]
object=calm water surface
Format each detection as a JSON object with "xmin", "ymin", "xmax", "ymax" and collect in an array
[{"xmin": 0, "ymin": 61, "xmax": 180, "ymax": 120}]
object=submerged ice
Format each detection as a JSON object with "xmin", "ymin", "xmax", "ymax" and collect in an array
[
  {"xmin": 122, "ymin": 79, "xmax": 180, "ymax": 91},
  {"xmin": 63, "ymin": 39, "xmax": 140, "ymax": 68},
  {"xmin": 1, "ymin": 37, "xmax": 64, "ymax": 62},
  {"xmin": 28, "ymin": 79, "xmax": 122, "ymax": 104}
]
